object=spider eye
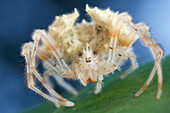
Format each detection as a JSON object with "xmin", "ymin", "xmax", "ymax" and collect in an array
[
  {"xmin": 85, "ymin": 57, "xmax": 91, "ymax": 63},
  {"xmin": 86, "ymin": 60, "xmax": 91, "ymax": 63}
]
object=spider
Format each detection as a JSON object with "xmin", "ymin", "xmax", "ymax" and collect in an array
[{"xmin": 21, "ymin": 5, "xmax": 164, "ymax": 108}]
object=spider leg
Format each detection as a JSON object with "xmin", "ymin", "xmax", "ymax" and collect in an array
[
  {"xmin": 109, "ymin": 32, "xmax": 136, "ymax": 73},
  {"xmin": 37, "ymin": 30, "xmax": 73, "ymax": 75},
  {"xmin": 119, "ymin": 52, "xmax": 138, "ymax": 80},
  {"xmin": 37, "ymin": 47, "xmax": 78, "ymax": 99},
  {"xmin": 43, "ymin": 71, "xmax": 78, "ymax": 95},
  {"xmin": 107, "ymin": 13, "xmax": 133, "ymax": 66},
  {"xmin": 134, "ymin": 64, "xmax": 157, "ymax": 98},
  {"xmin": 94, "ymin": 74, "xmax": 103, "ymax": 94},
  {"xmin": 22, "ymin": 30, "xmax": 76, "ymax": 106},
  {"xmin": 76, "ymin": 69, "xmax": 87, "ymax": 86},
  {"xmin": 129, "ymin": 22, "xmax": 164, "ymax": 99},
  {"xmin": 103, "ymin": 31, "xmax": 135, "ymax": 75},
  {"xmin": 41, "ymin": 71, "xmax": 60, "ymax": 108},
  {"xmin": 37, "ymin": 49, "xmax": 75, "ymax": 79},
  {"xmin": 107, "ymin": 36, "xmax": 118, "ymax": 63},
  {"xmin": 107, "ymin": 37, "xmax": 114, "ymax": 62},
  {"xmin": 43, "ymin": 71, "xmax": 78, "ymax": 108},
  {"xmin": 53, "ymin": 75, "xmax": 78, "ymax": 95},
  {"xmin": 107, "ymin": 15, "xmax": 124, "ymax": 63},
  {"xmin": 37, "ymin": 50, "xmax": 64, "ymax": 76},
  {"xmin": 32, "ymin": 31, "xmax": 75, "ymax": 105},
  {"xmin": 21, "ymin": 43, "xmax": 74, "ymax": 107}
]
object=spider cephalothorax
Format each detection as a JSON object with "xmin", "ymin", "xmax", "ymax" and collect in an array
[
  {"xmin": 73, "ymin": 44, "xmax": 100, "ymax": 85},
  {"xmin": 21, "ymin": 4, "xmax": 164, "ymax": 108}
]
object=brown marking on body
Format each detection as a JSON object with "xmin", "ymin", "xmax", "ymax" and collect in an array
[{"xmin": 93, "ymin": 50, "xmax": 97, "ymax": 55}]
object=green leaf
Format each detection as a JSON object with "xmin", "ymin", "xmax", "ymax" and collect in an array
[{"xmin": 25, "ymin": 56, "xmax": 170, "ymax": 113}]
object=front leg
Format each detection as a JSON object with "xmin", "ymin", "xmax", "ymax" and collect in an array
[
  {"xmin": 94, "ymin": 74, "xmax": 103, "ymax": 94},
  {"xmin": 36, "ymin": 30, "xmax": 73, "ymax": 76},
  {"xmin": 43, "ymin": 71, "xmax": 78, "ymax": 95},
  {"xmin": 107, "ymin": 12, "xmax": 132, "ymax": 64},
  {"xmin": 21, "ymin": 31, "xmax": 75, "ymax": 107}
]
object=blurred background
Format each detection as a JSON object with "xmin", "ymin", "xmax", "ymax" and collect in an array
[{"xmin": 0, "ymin": 0, "xmax": 169, "ymax": 113}]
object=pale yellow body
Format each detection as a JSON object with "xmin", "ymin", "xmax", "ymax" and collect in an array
[{"xmin": 21, "ymin": 5, "xmax": 164, "ymax": 107}]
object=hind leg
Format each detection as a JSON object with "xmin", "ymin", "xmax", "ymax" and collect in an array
[
  {"xmin": 43, "ymin": 71, "xmax": 78, "ymax": 96},
  {"xmin": 128, "ymin": 22, "xmax": 164, "ymax": 99}
]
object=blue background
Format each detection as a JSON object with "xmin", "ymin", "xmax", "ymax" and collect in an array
[{"xmin": 0, "ymin": 0, "xmax": 169, "ymax": 113}]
